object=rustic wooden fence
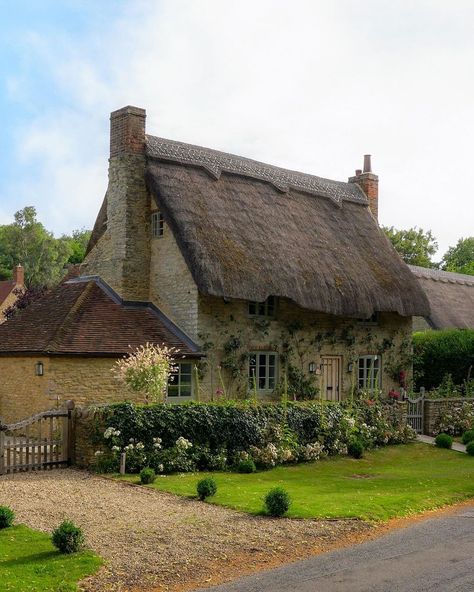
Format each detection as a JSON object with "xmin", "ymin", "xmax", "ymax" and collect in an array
[{"xmin": 0, "ymin": 401, "xmax": 75, "ymax": 475}]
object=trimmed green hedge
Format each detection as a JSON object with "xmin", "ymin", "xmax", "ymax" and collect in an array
[{"xmin": 413, "ymin": 329, "xmax": 474, "ymax": 390}]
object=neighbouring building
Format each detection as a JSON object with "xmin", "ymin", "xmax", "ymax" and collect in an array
[
  {"xmin": 409, "ymin": 265, "xmax": 474, "ymax": 330},
  {"xmin": 0, "ymin": 265, "xmax": 25, "ymax": 323},
  {"xmin": 0, "ymin": 106, "xmax": 429, "ymax": 421}
]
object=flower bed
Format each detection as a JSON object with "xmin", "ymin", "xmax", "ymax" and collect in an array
[
  {"xmin": 90, "ymin": 400, "xmax": 414, "ymax": 474},
  {"xmin": 433, "ymin": 401, "xmax": 474, "ymax": 436}
]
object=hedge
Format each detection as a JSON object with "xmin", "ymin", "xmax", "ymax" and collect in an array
[{"xmin": 413, "ymin": 329, "xmax": 474, "ymax": 390}]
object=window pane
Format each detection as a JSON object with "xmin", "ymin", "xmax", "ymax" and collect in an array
[
  {"xmin": 180, "ymin": 386, "xmax": 192, "ymax": 397},
  {"xmin": 249, "ymin": 302, "xmax": 256, "ymax": 315},
  {"xmin": 168, "ymin": 386, "xmax": 179, "ymax": 397}
]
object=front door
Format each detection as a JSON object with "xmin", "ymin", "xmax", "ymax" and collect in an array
[{"xmin": 321, "ymin": 356, "xmax": 341, "ymax": 401}]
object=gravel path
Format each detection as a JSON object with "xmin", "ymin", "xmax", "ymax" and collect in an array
[{"xmin": 0, "ymin": 469, "xmax": 371, "ymax": 591}]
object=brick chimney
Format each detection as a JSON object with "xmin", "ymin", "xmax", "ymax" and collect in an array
[
  {"xmin": 83, "ymin": 106, "xmax": 150, "ymax": 300},
  {"xmin": 13, "ymin": 264, "xmax": 24, "ymax": 286},
  {"xmin": 349, "ymin": 155, "xmax": 379, "ymax": 220}
]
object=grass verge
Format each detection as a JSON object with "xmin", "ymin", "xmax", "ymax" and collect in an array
[
  {"xmin": 119, "ymin": 443, "xmax": 474, "ymax": 521},
  {"xmin": 0, "ymin": 524, "xmax": 102, "ymax": 592}
]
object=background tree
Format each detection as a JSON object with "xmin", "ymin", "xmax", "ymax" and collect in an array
[
  {"xmin": 441, "ymin": 237, "xmax": 474, "ymax": 276},
  {"xmin": 0, "ymin": 207, "xmax": 91, "ymax": 287},
  {"xmin": 382, "ymin": 226, "xmax": 438, "ymax": 268}
]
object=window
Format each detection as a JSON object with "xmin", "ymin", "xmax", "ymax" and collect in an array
[
  {"xmin": 248, "ymin": 296, "xmax": 276, "ymax": 318},
  {"xmin": 358, "ymin": 355, "xmax": 381, "ymax": 392},
  {"xmin": 168, "ymin": 363, "xmax": 193, "ymax": 399},
  {"xmin": 357, "ymin": 312, "xmax": 379, "ymax": 325},
  {"xmin": 151, "ymin": 211, "xmax": 164, "ymax": 237},
  {"xmin": 248, "ymin": 352, "xmax": 277, "ymax": 391}
]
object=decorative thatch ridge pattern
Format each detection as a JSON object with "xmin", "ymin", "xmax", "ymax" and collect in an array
[
  {"xmin": 145, "ymin": 149, "xmax": 429, "ymax": 319},
  {"xmin": 146, "ymin": 136, "xmax": 367, "ymax": 205},
  {"xmin": 409, "ymin": 265, "xmax": 474, "ymax": 329}
]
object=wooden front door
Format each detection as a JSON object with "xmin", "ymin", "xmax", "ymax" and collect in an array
[{"xmin": 321, "ymin": 356, "xmax": 342, "ymax": 401}]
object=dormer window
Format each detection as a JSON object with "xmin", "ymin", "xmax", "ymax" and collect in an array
[
  {"xmin": 151, "ymin": 211, "xmax": 164, "ymax": 238},
  {"xmin": 248, "ymin": 296, "xmax": 276, "ymax": 318}
]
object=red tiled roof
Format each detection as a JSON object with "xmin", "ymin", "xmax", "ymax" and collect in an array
[
  {"xmin": 0, "ymin": 280, "xmax": 15, "ymax": 306},
  {"xmin": 0, "ymin": 277, "xmax": 200, "ymax": 357}
]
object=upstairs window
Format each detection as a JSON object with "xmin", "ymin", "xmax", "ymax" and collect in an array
[
  {"xmin": 248, "ymin": 352, "xmax": 277, "ymax": 391},
  {"xmin": 358, "ymin": 355, "xmax": 381, "ymax": 392},
  {"xmin": 151, "ymin": 211, "xmax": 164, "ymax": 238},
  {"xmin": 168, "ymin": 363, "xmax": 193, "ymax": 399},
  {"xmin": 248, "ymin": 296, "xmax": 276, "ymax": 318}
]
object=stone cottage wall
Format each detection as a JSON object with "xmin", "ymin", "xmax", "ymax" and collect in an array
[{"xmin": 196, "ymin": 294, "xmax": 412, "ymax": 401}]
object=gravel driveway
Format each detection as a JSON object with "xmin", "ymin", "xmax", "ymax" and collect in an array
[{"xmin": 0, "ymin": 469, "xmax": 371, "ymax": 591}]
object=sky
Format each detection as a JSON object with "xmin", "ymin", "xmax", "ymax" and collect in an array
[{"xmin": 0, "ymin": 0, "xmax": 473, "ymax": 258}]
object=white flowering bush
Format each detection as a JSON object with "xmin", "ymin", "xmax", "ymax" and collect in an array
[
  {"xmin": 299, "ymin": 441, "xmax": 324, "ymax": 462},
  {"xmin": 113, "ymin": 342, "xmax": 178, "ymax": 402},
  {"xmin": 434, "ymin": 402, "xmax": 474, "ymax": 435}
]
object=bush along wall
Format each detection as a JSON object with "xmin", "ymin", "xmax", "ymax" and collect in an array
[
  {"xmin": 413, "ymin": 329, "xmax": 474, "ymax": 391},
  {"xmin": 90, "ymin": 400, "xmax": 414, "ymax": 474}
]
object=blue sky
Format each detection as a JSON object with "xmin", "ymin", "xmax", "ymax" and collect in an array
[{"xmin": 1, "ymin": 0, "xmax": 473, "ymax": 256}]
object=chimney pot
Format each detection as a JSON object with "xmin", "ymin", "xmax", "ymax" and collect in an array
[
  {"xmin": 355, "ymin": 169, "xmax": 362, "ymax": 176},
  {"xmin": 13, "ymin": 264, "xmax": 24, "ymax": 286},
  {"xmin": 363, "ymin": 154, "xmax": 372, "ymax": 173}
]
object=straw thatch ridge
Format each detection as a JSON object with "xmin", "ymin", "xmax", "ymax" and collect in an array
[
  {"xmin": 409, "ymin": 265, "xmax": 474, "ymax": 329},
  {"xmin": 145, "ymin": 156, "xmax": 429, "ymax": 319},
  {"xmin": 86, "ymin": 193, "xmax": 108, "ymax": 255}
]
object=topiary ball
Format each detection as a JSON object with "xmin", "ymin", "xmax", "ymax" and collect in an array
[
  {"xmin": 264, "ymin": 487, "xmax": 291, "ymax": 517},
  {"xmin": 238, "ymin": 459, "xmax": 256, "ymax": 474},
  {"xmin": 348, "ymin": 439, "xmax": 364, "ymax": 459},
  {"xmin": 140, "ymin": 467, "xmax": 156, "ymax": 485},
  {"xmin": 197, "ymin": 477, "xmax": 217, "ymax": 501},
  {"xmin": 466, "ymin": 441, "xmax": 474, "ymax": 456},
  {"xmin": 52, "ymin": 520, "xmax": 85, "ymax": 554},
  {"xmin": 461, "ymin": 430, "xmax": 474, "ymax": 445},
  {"xmin": 0, "ymin": 506, "xmax": 15, "ymax": 529},
  {"xmin": 435, "ymin": 433, "xmax": 453, "ymax": 449}
]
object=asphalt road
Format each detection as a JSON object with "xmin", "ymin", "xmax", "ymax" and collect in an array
[{"xmin": 199, "ymin": 505, "xmax": 474, "ymax": 592}]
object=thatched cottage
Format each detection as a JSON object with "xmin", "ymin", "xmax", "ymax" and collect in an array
[
  {"xmin": 0, "ymin": 106, "xmax": 429, "ymax": 421},
  {"xmin": 410, "ymin": 266, "xmax": 474, "ymax": 330}
]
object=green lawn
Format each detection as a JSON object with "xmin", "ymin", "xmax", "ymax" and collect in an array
[
  {"xmin": 121, "ymin": 443, "xmax": 474, "ymax": 521},
  {"xmin": 0, "ymin": 525, "xmax": 102, "ymax": 592}
]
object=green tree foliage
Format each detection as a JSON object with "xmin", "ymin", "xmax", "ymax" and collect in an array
[
  {"xmin": 0, "ymin": 207, "xmax": 91, "ymax": 287},
  {"xmin": 382, "ymin": 226, "xmax": 438, "ymax": 268},
  {"xmin": 441, "ymin": 237, "xmax": 474, "ymax": 276}
]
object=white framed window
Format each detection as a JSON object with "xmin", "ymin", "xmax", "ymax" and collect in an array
[
  {"xmin": 358, "ymin": 355, "xmax": 381, "ymax": 392},
  {"xmin": 248, "ymin": 296, "xmax": 276, "ymax": 318},
  {"xmin": 151, "ymin": 211, "xmax": 164, "ymax": 238},
  {"xmin": 248, "ymin": 352, "xmax": 277, "ymax": 391},
  {"xmin": 168, "ymin": 362, "xmax": 193, "ymax": 399}
]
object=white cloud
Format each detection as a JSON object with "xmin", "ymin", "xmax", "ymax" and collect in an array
[{"xmin": 3, "ymin": 0, "xmax": 474, "ymax": 255}]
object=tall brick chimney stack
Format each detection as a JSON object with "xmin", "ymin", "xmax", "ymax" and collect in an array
[
  {"xmin": 110, "ymin": 106, "xmax": 146, "ymax": 157},
  {"xmin": 348, "ymin": 155, "xmax": 379, "ymax": 220},
  {"xmin": 13, "ymin": 264, "xmax": 24, "ymax": 286}
]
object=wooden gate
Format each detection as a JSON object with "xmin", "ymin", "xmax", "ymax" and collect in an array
[
  {"xmin": 0, "ymin": 402, "xmax": 74, "ymax": 475},
  {"xmin": 321, "ymin": 356, "xmax": 342, "ymax": 401},
  {"xmin": 407, "ymin": 395, "xmax": 424, "ymax": 434}
]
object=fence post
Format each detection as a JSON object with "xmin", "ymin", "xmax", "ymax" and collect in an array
[
  {"xmin": 62, "ymin": 400, "xmax": 75, "ymax": 466},
  {"xmin": 0, "ymin": 429, "xmax": 5, "ymax": 475},
  {"xmin": 120, "ymin": 452, "xmax": 126, "ymax": 475}
]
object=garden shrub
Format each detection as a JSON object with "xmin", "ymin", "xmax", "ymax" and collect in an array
[
  {"xmin": 197, "ymin": 477, "xmax": 217, "ymax": 500},
  {"xmin": 413, "ymin": 329, "xmax": 474, "ymax": 390},
  {"xmin": 466, "ymin": 441, "xmax": 474, "ymax": 456},
  {"xmin": 264, "ymin": 487, "xmax": 291, "ymax": 517},
  {"xmin": 461, "ymin": 429, "xmax": 474, "ymax": 445},
  {"xmin": 140, "ymin": 467, "xmax": 156, "ymax": 484},
  {"xmin": 0, "ymin": 506, "xmax": 15, "ymax": 529},
  {"xmin": 435, "ymin": 433, "xmax": 453, "ymax": 449},
  {"xmin": 434, "ymin": 403, "xmax": 474, "ymax": 436},
  {"xmin": 348, "ymin": 439, "xmax": 364, "ymax": 459},
  {"xmin": 237, "ymin": 458, "xmax": 256, "ymax": 473},
  {"xmin": 52, "ymin": 520, "xmax": 85, "ymax": 554}
]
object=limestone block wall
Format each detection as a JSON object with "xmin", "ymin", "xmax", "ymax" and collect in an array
[
  {"xmin": 0, "ymin": 355, "xmax": 148, "ymax": 424},
  {"xmin": 196, "ymin": 294, "xmax": 413, "ymax": 401},
  {"xmin": 148, "ymin": 208, "xmax": 199, "ymax": 340}
]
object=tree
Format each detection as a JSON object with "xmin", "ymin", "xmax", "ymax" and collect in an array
[
  {"xmin": 3, "ymin": 286, "xmax": 48, "ymax": 320},
  {"xmin": 382, "ymin": 226, "xmax": 438, "ymax": 268},
  {"xmin": 62, "ymin": 228, "xmax": 92, "ymax": 265},
  {"xmin": 441, "ymin": 237, "xmax": 474, "ymax": 276}
]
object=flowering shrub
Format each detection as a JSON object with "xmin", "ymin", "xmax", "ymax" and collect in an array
[
  {"xmin": 94, "ymin": 400, "xmax": 414, "ymax": 474},
  {"xmin": 434, "ymin": 402, "xmax": 474, "ymax": 435},
  {"xmin": 113, "ymin": 343, "xmax": 178, "ymax": 402}
]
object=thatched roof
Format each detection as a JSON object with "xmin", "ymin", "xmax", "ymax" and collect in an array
[
  {"xmin": 409, "ymin": 265, "xmax": 474, "ymax": 329},
  {"xmin": 0, "ymin": 277, "xmax": 200, "ymax": 356},
  {"xmin": 143, "ymin": 136, "xmax": 429, "ymax": 318}
]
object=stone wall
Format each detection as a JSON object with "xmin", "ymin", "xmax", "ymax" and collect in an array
[
  {"xmin": 197, "ymin": 294, "xmax": 412, "ymax": 401},
  {"xmin": 423, "ymin": 397, "xmax": 474, "ymax": 436},
  {"xmin": 0, "ymin": 355, "xmax": 148, "ymax": 424}
]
